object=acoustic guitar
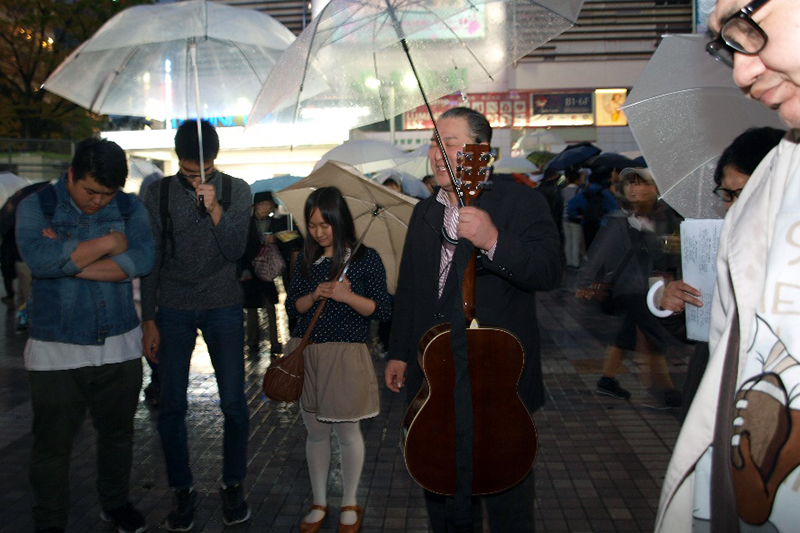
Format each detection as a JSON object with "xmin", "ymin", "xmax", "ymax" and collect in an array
[{"xmin": 402, "ymin": 144, "xmax": 538, "ymax": 496}]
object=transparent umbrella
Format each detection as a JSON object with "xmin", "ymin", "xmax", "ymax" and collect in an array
[
  {"xmin": 314, "ymin": 139, "xmax": 409, "ymax": 174},
  {"xmin": 247, "ymin": 0, "xmax": 584, "ymax": 136},
  {"xmin": 622, "ymin": 34, "xmax": 784, "ymax": 219},
  {"xmin": 42, "ymin": 0, "xmax": 295, "ymax": 183},
  {"xmin": 512, "ymin": 130, "xmax": 565, "ymax": 154}
]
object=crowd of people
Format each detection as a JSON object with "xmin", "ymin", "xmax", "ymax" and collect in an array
[{"xmin": 11, "ymin": 2, "xmax": 800, "ymax": 529}]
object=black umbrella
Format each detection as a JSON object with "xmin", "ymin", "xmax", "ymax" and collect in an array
[
  {"xmin": 0, "ymin": 181, "xmax": 52, "ymax": 237},
  {"xmin": 544, "ymin": 142, "xmax": 602, "ymax": 172},
  {"xmin": 587, "ymin": 152, "xmax": 635, "ymax": 172}
]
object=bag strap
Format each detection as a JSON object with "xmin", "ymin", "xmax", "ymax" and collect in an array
[{"xmin": 711, "ymin": 307, "xmax": 741, "ymax": 532}]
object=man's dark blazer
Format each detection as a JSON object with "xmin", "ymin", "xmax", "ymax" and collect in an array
[{"xmin": 388, "ymin": 176, "xmax": 561, "ymax": 413}]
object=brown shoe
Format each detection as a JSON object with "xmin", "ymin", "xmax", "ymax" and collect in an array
[
  {"xmin": 337, "ymin": 505, "xmax": 363, "ymax": 533},
  {"xmin": 299, "ymin": 504, "xmax": 328, "ymax": 533}
]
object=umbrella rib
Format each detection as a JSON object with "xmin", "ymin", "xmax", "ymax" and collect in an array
[
  {"xmin": 658, "ymin": 154, "xmax": 720, "ymax": 198},
  {"xmin": 88, "ymin": 46, "xmax": 141, "ymax": 113},
  {"xmin": 225, "ymin": 40, "xmax": 268, "ymax": 85}
]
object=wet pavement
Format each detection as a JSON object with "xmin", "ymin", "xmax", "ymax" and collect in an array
[{"xmin": 0, "ymin": 275, "xmax": 692, "ymax": 532}]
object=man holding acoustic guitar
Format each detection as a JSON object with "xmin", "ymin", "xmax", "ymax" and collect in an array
[{"xmin": 385, "ymin": 107, "xmax": 561, "ymax": 532}]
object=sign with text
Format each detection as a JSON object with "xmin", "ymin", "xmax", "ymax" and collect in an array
[{"xmin": 403, "ymin": 90, "xmax": 597, "ymax": 129}]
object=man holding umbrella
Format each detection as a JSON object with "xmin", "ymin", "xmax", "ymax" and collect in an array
[
  {"xmin": 385, "ymin": 107, "xmax": 561, "ymax": 531},
  {"xmin": 656, "ymin": 1, "xmax": 800, "ymax": 531},
  {"xmin": 140, "ymin": 120, "xmax": 252, "ymax": 531}
]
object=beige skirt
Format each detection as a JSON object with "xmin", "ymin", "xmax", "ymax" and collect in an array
[{"xmin": 285, "ymin": 338, "xmax": 380, "ymax": 422}]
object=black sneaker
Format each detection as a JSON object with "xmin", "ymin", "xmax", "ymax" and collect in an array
[
  {"xmin": 220, "ymin": 484, "xmax": 251, "ymax": 526},
  {"xmin": 596, "ymin": 376, "xmax": 631, "ymax": 400},
  {"xmin": 100, "ymin": 502, "xmax": 146, "ymax": 533},
  {"xmin": 143, "ymin": 382, "xmax": 160, "ymax": 408},
  {"xmin": 166, "ymin": 488, "xmax": 196, "ymax": 532}
]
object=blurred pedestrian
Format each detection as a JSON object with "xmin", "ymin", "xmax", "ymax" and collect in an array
[
  {"xmin": 561, "ymin": 167, "xmax": 585, "ymax": 269},
  {"xmin": 241, "ymin": 191, "xmax": 284, "ymax": 356},
  {"xmin": 576, "ymin": 167, "xmax": 683, "ymax": 407},
  {"xmin": 567, "ymin": 167, "xmax": 618, "ymax": 250}
]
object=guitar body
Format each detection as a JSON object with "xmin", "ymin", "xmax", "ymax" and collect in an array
[{"xmin": 403, "ymin": 323, "xmax": 538, "ymax": 495}]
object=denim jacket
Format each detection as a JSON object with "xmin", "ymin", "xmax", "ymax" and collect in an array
[{"xmin": 16, "ymin": 177, "xmax": 155, "ymax": 345}]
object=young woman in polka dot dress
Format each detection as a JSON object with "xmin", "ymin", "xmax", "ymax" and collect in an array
[{"xmin": 286, "ymin": 187, "xmax": 391, "ymax": 533}]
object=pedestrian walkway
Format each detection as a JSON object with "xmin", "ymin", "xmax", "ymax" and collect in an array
[{"xmin": 0, "ymin": 283, "xmax": 692, "ymax": 532}]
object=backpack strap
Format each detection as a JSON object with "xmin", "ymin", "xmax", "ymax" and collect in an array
[
  {"xmin": 158, "ymin": 173, "xmax": 230, "ymax": 265},
  {"xmin": 37, "ymin": 184, "xmax": 58, "ymax": 220},
  {"xmin": 219, "ymin": 173, "xmax": 232, "ymax": 211},
  {"xmin": 37, "ymin": 183, "xmax": 133, "ymax": 221},
  {"xmin": 160, "ymin": 175, "xmax": 175, "ymax": 263},
  {"xmin": 115, "ymin": 191, "xmax": 133, "ymax": 221}
]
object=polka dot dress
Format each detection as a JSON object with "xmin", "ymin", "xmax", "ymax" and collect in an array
[{"xmin": 286, "ymin": 247, "xmax": 391, "ymax": 343}]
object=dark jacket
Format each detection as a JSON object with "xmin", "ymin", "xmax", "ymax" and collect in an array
[
  {"xmin": 388, "ymin": 178, "xmax": 561, "ymax": 412},
  {"xmin": 576, "ymin": 200, "xmax": 683, "ymax": 297},
  {"xmin": 240, "ymin": 214, "xmax": 288, "ymax": 308}
]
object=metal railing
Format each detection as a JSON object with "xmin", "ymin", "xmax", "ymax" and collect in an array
[{"xmin": 0, "ymin": 138, "xmax": 73, "ymax": 182}]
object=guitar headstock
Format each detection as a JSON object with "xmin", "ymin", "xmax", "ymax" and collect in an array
[{"xmin": 456, "ymin": 144, "xmax": 495, "ymax": 206}]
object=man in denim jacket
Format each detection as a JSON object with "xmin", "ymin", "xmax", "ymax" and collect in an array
[{"xmin": 16, "ymin": 138, "xmax": 155, "ymax": 533}]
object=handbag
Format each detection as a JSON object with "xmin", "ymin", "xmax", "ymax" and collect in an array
[
  {"xmin": 252, "ymin": 241, "xmax": 285, "ymax": 281},
  {"xmin": 262, "ymin": 295, "xmax": 329, "ymax": 402},
  {"xmin": 579, "ymin": 246, "xmax": 636, "ymax": 316}
]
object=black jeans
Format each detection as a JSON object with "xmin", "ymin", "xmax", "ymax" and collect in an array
[
  {"xmin": 424, "ymin": 470, "xmax": 535, "ymax": 532},
  {"xmin": 28, "ymin": 358, "xmax": 142, "ymax": 530}
]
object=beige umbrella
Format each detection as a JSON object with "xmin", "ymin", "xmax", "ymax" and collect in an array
[{"xmin": 275, "ymin": 161, "xmax": 417, "ymax": 293}]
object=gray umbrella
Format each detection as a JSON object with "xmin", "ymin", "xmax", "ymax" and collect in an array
[{"xmin": 622, "ymin": 34, "xmax": 784, "ymax": 219}]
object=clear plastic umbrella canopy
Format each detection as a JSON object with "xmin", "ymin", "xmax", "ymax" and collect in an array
[
  {"xmin": 314, "ymin": 139, "xmax": 409, "ymax": 174},
  {"xmin": 247, "ymin": 0, "xmax": 584, "ymax": 130},
  {"xmin": 512, "ymin": 130, "xmax": 565, "ymax": 154},
  {"xmin": 622, "ymin": 34, "xmax": 784, "ymax": 220},
  {"xmin": 42, "ymin": 0, "xmax": 295, "ymax": 121}
]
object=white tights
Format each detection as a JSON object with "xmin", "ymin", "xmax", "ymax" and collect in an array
[{"xmin": 301, "ymin": 409, "xmax": 364, "ymax": 525}]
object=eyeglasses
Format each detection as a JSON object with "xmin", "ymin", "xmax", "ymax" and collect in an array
[
  {"xmin": 179, "ymin": 162, "xmax": 215, "ymax": 181},
  {"xmin": 713, "ymin": 185, "xmax": 744, "ymax": 202},
  {"xmin": 705, "ymin": 0, "xmax": 771, "ymax": 68}
]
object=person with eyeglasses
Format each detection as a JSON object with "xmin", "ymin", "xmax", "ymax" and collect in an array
[
  {"xmin": 656, "ymin": 0, "xmax": 800, "ymax": 530},
  {"xmin": 650, "ymin": 126, "xmax": 783, "ymax": 419},
  {"xmin": 140, "ymin": 120, "xmax": 253, "ymax": 531}
]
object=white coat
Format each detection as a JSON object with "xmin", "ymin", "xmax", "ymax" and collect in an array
[{"xmin": 656, "ymin": 131, "xmax": 800, "ymax": 532}]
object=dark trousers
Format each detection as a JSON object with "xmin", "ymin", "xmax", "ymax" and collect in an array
[
  {"xmin": 156, "ymin": 305, "xmax": 248, "ymax": 488},
  {"xmin": 424, "ymin": 470, "xmax": 535, "ymax": 532},
  {"xmin": 28, "ymin": 358, "xmax": 142, "ymax": 530}
]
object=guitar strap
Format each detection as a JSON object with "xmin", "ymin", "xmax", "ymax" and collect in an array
[{"xmin": 446, "ymin": 236, "xmax": 476, "ymax": 532}]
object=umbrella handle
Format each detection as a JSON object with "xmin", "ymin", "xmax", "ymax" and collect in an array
[{"xmin": 197, "ymin": 195, "xmax": 206, "ymax": 216}]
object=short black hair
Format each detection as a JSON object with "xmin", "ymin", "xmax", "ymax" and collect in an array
[
  {"xmin": 253, "ymin": 191, "xmax": 276, "ymax": 205},
  {"xmin": 174, "ymin": 119, "xmax": 220, "ymax": 162},
  {"xmin": 543, "ymin": 167, "xmax": 559, "ymax": 181},
  {"xmin": 440, "ymin": 107, "xmax": 492, "ymax": 145},
  {"xmin": 70, "ymin": 137, "xmax": 128, "ymax": 190},
  {"xmin": 588, "ymin": 167, "xmax": 610, "ymax": 186},
  {"xmin": 713, "ymin": 126, "xmax": 785, "ymax": 185}
]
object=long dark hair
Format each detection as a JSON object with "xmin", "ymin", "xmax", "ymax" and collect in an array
[{"xmin": 300, "ymin": 187, "xmax": 363, "ymax": 279}]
